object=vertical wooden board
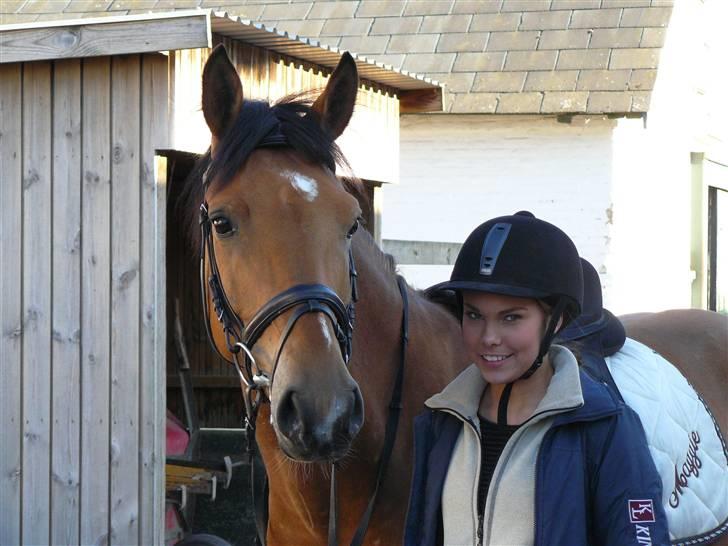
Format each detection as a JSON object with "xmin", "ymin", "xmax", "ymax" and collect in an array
[
  {"xmin": 80, "ymin": 55, "xmax": 111, "ymax": 546},
  {"xmin": 21, "ymin": 60, "xmax": 53, "ymax": 546},
  {"xmin": 301, "ymin": 65, "xmax": 312, "ymax": 95},
  {"xmin": 248, "ymin": 45, "xmax": 258, "ymax": 99},
  {"xmin": 236, "ymin": 42, "xmax": 253, "ymax": 101},
  {"xmin": 50, "ymin": 58, "xmax": 82, "ymax": 546},
  {"xmin": 139, "ymin": 53, "xmax": 168, "ymax": 546},
  {"xmin": 258, "ymin": 48, "xmax": 269, "ymax": 100},
  {"xmin": 268, "ymin": 55, "xmax": 282, "ymax": 103},
  {"xmin": 290, "ymin": 60, "xmax": 302, "ymax": 96},
  {"xmin": 109, "ymin": 54, "xmax": 141, "ymax": 546},
  {"xmin": 391, "ymin": 92, "xmax": 400, "ymax": 184},
  {"xmin": 278, "ymin": 56, "xmax": 288, "ymax": 101},
  {"xmin": 170, "ymin": 48, "xmax": 209, "ymax": 154},
  {"xmin": 0, "ymin": 62, "xmax": 23, "ymax": 546},
  {"xmin": 284, "ymin": 60, "xmax": 292, "ymax": 95},
  {"xmin": 260, "ymin": 49, "xmax": 270, "ymax": 101}
]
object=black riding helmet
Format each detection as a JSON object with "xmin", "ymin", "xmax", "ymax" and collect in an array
[
  {"xmin": 555, "ymin": 257, "xmax": 626, "ymax": 356},
  {"xmin": 427, "ymin": 211, "xmax": 583, "ymax": 424}
]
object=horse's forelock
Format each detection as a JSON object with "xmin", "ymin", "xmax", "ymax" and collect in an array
[{"xmin": 178, "ymin": 95, "xmax": 365, "ymax": 253}]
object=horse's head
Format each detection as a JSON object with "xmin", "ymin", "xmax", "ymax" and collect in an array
[{"xmin": 198, "ymin": 45, "xmax": 364, "ymax": 462}]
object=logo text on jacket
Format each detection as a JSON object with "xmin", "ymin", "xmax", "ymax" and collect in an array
[{"xmin": 629, "ymin": 500, "xmax": 655, "ymax": 545}]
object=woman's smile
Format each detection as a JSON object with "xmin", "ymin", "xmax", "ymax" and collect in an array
[{"xmin": 479, "ymin": 353, "xmax": 513, "ymax": 366}]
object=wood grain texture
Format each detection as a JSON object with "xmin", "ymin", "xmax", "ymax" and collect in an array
[
  {"xmin": 0, "ymin": 14, "xmax": 209, "ymax": 63},
  {"xmin": 50, "ymin": 57, "xmax": 82, "ymax": 546},
  {"xmin": 109, "ymin": 53, "xmax": 141, "ymax": 546},
  {"xmin": 139, "ymin": 52, "xmax": 169, "ymax": 546},
  {"xmin": 21, "ymin": 59, "xmax": 53, "ymax": 546},
  {"xmin": 80, "ymin": 55, "xmax": 111, "ymax": 546},
  {"xmin": 0, "ymin": 61, "xmax": 23, "ymax": 546}
]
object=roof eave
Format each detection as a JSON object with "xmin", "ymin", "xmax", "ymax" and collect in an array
[{"xmin": 0, "ymin": 9, "xmax": 443, "ymax": 112}]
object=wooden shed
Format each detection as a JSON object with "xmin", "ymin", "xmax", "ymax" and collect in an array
[{"xmin": 0, "ymin": 11, "xmax": 442, "ymax": 546}]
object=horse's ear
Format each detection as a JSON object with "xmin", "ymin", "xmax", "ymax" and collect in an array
[
  {"xmin": 202, "ymin": 44, "xmax": 243, "ymax": 140},
  {"xmin": 311, "ymin": 52, "xmax": 359, "ymax": 139}
]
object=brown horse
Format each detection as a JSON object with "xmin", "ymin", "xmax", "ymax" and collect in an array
[
  {"xmin": 190, "ymin": 45, "xmax": 728, "ymax": 544},
  {"xmin": 190, "ymin": 45, "xmax": 466, "ymax": 545}
]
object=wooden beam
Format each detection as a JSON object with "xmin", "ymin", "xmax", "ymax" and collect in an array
[
  {"xmin": 167, "ymin": 375, "xmax": 241, "ymax": 389},
  {"xmin": 399, "ymin": 87, "xmax": 443, "ymax": 114},
  {"xmin": 0, "ymin": 12, "xmax": 210, "ymax": 64},
  {"xmin": 165, "ymin": 463, "xmax": 227, "ymax": 495},
  {"xmin": 382, "ymin": 239, "xmax": 463, "ymax": 265}
]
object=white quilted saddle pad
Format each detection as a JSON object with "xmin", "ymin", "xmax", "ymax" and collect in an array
[{"xmin": 606, "ymin": 338, "xmax": 728, "ymax": 545}]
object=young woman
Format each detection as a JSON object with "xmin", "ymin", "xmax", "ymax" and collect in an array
[{"xmin": 405, "ymin": 211, "xmax": 668, "ymax": 546}]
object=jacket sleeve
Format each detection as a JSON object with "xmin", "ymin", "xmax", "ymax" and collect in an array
[{"xmin": 588, "ymin": 404, "xmax": 670, "ymax": 545}]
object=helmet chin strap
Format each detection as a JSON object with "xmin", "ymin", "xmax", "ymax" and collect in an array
[{"xmin": 496, "ymin": 299, "xmax": 568, "ymax": 425}]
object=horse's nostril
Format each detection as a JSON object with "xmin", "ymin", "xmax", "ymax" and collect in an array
[
  {"xmin": 276, "ymin": 389, "xmax": 303, "ymax": 440},
  {"xmin": 349, "ymin": 387, "xmax": 365, "ymax": 437}
]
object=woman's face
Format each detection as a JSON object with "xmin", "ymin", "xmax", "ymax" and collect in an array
[{"xmin": 461, "ymin": 291, "xmax": 549, "ymax": 386}]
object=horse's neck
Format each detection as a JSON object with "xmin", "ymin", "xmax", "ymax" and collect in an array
[
  {"xmin": 260, "ymin": 233, "xmax": 466, "ymax": 543},
  {"xmin": 348, "ymin": 233, "xmax": 465, "ymax": 451},
  {"xmin": 350, "ymin": 235, "xmax": 411, "ymax": 426}
]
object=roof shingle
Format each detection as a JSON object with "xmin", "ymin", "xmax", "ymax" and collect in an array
[{"xmin": 3, "ymin": 0, "xmax": 674, "ymax": 115}]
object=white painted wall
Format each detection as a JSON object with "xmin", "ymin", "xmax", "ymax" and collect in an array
[
  {"xmin": 384, "ymin": 114, "xmax": 618, "ymax": 300},
  {"xmin": 388, "ymin": 110, "xmax": 694, "ymax": 313},
  {"xmin": 606, "ymin": 116, "xmax": 693, "ymax": 313},
  {"xmin": 606, "ymin": 0, "xmax": 728, "ymax": 313}
]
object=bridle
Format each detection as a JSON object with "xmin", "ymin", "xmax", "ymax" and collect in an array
[
  {"xmin": 197, "ymin": 133, "xmax": 409, "ymax": 546},
  {"xmin": 199, "ymin": 199, "xmax": 358, "ymax": 429}
]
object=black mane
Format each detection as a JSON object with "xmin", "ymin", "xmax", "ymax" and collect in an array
[{"xmin": 178, "ymin": 95, "xmax": 351, "ymax": 249}]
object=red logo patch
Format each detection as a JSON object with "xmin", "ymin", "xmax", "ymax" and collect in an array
[{"xmin": 629, "ymin": 500, "xmax": 655, "ymax": 523}]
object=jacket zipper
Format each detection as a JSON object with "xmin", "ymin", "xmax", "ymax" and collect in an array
[
  {"xmin": 435, "ymin": 407, "xmax": 482, "ymax": 545},
  {"xmin": 484, "ymin": 403, "xmax": 583, "ymax": 546}
]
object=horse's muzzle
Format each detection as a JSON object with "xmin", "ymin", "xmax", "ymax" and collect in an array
[{"xmin": 274, "ymin": 386, "xmax": 364, "ymax": 461}]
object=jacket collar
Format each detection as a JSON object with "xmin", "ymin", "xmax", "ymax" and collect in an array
[{"xmin": 425, "ymin": 345, "xmax": 619, "ymax": 424}]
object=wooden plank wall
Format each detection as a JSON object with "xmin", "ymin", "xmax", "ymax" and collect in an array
[{"xmin": 0, "ymin": 53, "xmax": 168, "ymax": 546}]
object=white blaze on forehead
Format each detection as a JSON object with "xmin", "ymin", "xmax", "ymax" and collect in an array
[
  {"xmin": 318, "ymin": 315, "xmax": 333, "ymax": 348},
  {"xmin": 281, "ymin": 170, "xmax": 318, "ymax": 202}
]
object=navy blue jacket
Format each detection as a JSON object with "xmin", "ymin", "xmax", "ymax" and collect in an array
[{"xmin": 404, "ymin": 370, "xmax": 669, "ymax": 546}]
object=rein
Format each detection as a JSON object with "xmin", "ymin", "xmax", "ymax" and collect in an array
[{"xmin": 197, "ymin": 140, "xmax": 409, "ymax": 545}]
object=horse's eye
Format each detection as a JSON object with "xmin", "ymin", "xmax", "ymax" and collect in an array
[
  {"xmin": 346, "ymin": 219, "xmax": 360, "ymax": 239},
  {"xmin": 212, "ymin": 217, "xmax": 234, "ymax": 236}
]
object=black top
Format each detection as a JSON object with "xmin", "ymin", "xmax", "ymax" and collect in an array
[{"xmin": 476, "ymin": 417, "xmax": 521, "ymax": 544}]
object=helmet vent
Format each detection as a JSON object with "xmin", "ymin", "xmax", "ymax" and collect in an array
[{"xmin": 480, "ymin": 223, "xmax": 511, "ymax": 276}]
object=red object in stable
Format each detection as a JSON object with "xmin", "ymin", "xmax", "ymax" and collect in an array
[
  {"xmin": 165, "ymin": 411, "xmax": 190, "ymax": 545},
  {"xmin": 167, "ymin": 410, "xmax": 190, "ymax": 456}
]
